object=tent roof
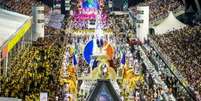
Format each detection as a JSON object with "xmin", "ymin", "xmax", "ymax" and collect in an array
[
  {"xmin": 0, "ymin": 8, "xmax": 30, "ymax": 47},
  {"xmin": 153, "ymin": 11, "xmax": 186, "ymax": 35}
]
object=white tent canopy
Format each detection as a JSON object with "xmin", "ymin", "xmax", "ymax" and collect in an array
[
  {"xmin": 0, "ymin": 8, "xmax": 30, "ymax": 47},
  {"xmin": 153, "ymin": 11, "xmax": 186, "ymax": 35}
]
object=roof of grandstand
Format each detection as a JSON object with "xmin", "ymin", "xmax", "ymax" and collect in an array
[{"xmin": 0, "ymin": 8, "xmax": 30, "ymax": 47}]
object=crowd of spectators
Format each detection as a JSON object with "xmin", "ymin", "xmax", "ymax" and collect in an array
[
  {"xmin": 0, "ymin": 33, "xmax": 67, "ymax": 100},
  {"xmin": 151, "ymin": 25, "xmax": 201, "ymax": 98},
  {"xmin": 130, "ymin": 0, "xmax": 184, "ymax": 22},
  {"xmin": 1, "ymin": 0, "xmax": 50, "ymax": 16},
  {"xmin": 108, "ymin": 14, "xmax": 176, "ymax": 101},
  {"xmin": 2, "ymin": 0, "xmax": 200, "ymax": 100},
  {"xmin": 109, "ymin": 14, "xmax": 134, "ymax": 36},
  {"xmin": 109, "ymin": 13, "xmax": 200, "ymax": 101},
  {"xmin": 145, "ymin": 43, "xmax": 196, "ymax": 100},
  {"xmin": 132, "ymin": 81, "xmax": 165, "ymax": 101},
  {"xmin": 0, "ymin": 0, "xmax": 71, "ymax": 100}
]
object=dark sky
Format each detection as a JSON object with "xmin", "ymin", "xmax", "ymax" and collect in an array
[{"xmin": 128, "ymin": 0, "xmax": 143, "ymax": 7}]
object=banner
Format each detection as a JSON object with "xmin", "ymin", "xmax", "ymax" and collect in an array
[
  {"xmin": 40, "ymin": 92, "xmax": 48, "ymax": 101},
  {"xmin": 0, "ymin": 97, "xmax": 22, "ymax": 101},
  {"xmin": 7, "ymin": 19, "xmax": 31, "ymax": 52}
]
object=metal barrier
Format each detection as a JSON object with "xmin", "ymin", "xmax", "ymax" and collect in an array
[
  {"xmin": 139, "ymin": 46, "xmax": 176, "ymax": 101},
  {"xmin": 148, "ymin": 38, "xmax": 196, "ymax": 101}
]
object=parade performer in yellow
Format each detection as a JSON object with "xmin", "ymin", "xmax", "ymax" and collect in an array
[
  {"xmin": 122, "ymin": 61, "xmax": 144, "ymax": 93},
  {"xmin": 90, "ymin": 57, "xmax": 117, "ymax": 80}
]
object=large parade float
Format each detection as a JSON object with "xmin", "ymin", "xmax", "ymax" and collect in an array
[{"xmin": 59, "ymin": 0, "xmax": 144, "ymax": 100}]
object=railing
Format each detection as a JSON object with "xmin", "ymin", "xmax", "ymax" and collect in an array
[
  {"xmin": 139, "ymin": 46, "xmax": 176, "ymax": 101},
  {"xmin": 149, "ymin": 38, "xmax": 188, "ymax": 85},
  {"xmin": 148, "ymin": 38, "xmax": 197, "ymax": 101}
]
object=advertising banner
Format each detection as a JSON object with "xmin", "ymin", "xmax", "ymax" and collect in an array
[{"xmin": 40, "ymin": 92, "xmax": 48, "ymax": 101}]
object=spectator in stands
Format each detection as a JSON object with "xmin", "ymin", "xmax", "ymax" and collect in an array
[{"xmin": 151, "ymin": 25, "xmax": 201, "ymax": 98}]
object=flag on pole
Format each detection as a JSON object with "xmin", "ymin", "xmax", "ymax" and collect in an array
[
  {"xmin": 74, "ymin": 43, "xmax": 79, "ymax": 55},
  {"xmin": 118, "ymin": 47, "xmax": 123, "ymax": 58},
  {"xmin": 121, "ymin": 52, "xmax": 126, "ymax": 65},
  {"xmin": 66, "ymin": 50, "xmax": 69, "ymax": 64},
  {"xmin": 72, "ymin": 54, "xmax": 78, "ymax": 66}
]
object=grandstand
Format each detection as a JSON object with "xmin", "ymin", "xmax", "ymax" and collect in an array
[
  {"xmin": 0, "ymin": 8, "xmax": 32, "ymax": 76},
  {"xmin": 0, "ymin": 0, "xmax": 200, "ymax": 101}
]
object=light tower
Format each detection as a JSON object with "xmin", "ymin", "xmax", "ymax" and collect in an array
[
  {"xmin": 32, "ymin": 5, "xmax": 45, "ymax": 41},
  {"xmin": 136, "ymin": 6, "xmax": 149, "ymax": 43}
]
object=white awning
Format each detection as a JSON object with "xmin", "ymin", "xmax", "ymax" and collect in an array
[{"xmin": 0, "ymin": 8, "xmax": 30, "ymax": 47}]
